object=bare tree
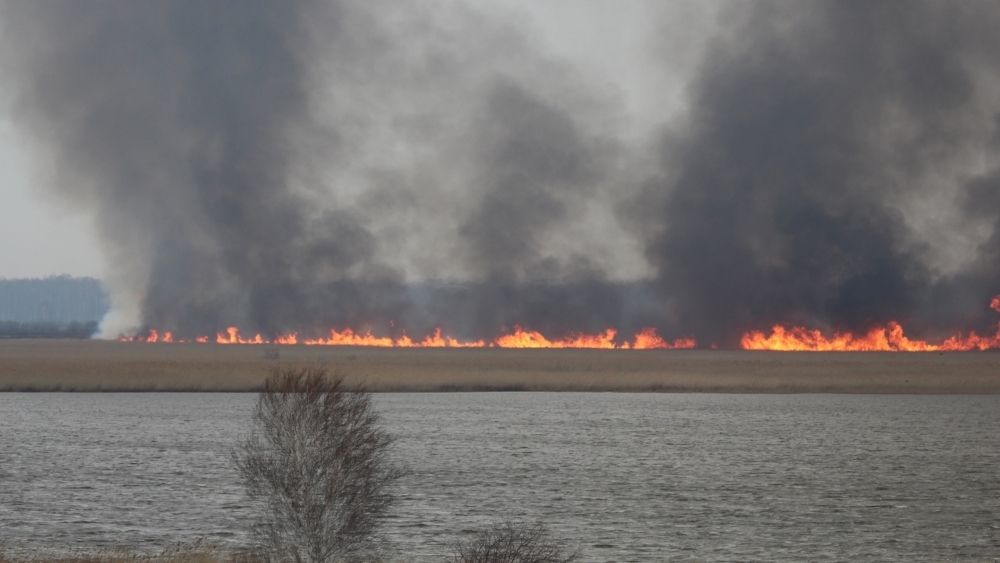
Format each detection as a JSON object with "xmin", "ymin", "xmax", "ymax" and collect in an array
[
  {"xmin": 234, "ymin": 367, "xmax": 403, "ymax": 563},
  {"xmin": 453, "ymin": 521, "xmax": 580, "ymax": 563}
]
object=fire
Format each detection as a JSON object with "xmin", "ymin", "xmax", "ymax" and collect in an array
[
  {"xmin": 119, "ymin": 329, "xmax": 173, "ymax": 343},
  {"xmin": 274, "ymin": 333, "xmax": 298, "ymax": 345},
  {"xmin": 394, "ymin": 328, "xmax": 485, "ymax": 348},
  {"xmin": 488, "ymin": 326, "xmax": 693, "ymax": 349},
  {"xmin": 625, "ymin": 327, "xmax": 697, "ymax": 350},
  {"xmin": 119, "ymin": 326, "xmax": 694, "ymax": 350},
  {"xmin": 302, "ymin": 328, "xmax": 395, "ymax": 347},
  {"xmin": 494, "ymin": 327, "xmax": 618, "ymax": 349},
  {"xmin": 217, "ymin": 326, "xmax": 266, "ymax": 344},
  {"xmin": 742, "ymin": 296, "xmax": 1000, "ymax": 351},
  {"xmin": 114, "ymin": 293, "xmax": 1000, "ymax": 352}
]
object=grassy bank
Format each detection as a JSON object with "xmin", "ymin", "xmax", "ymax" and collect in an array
[
  {"xmin": 0, "ymin": 543, "xmax": 250, "ymax": 563},
  {"xmin": 2, "ymin": 339, "xmax": 1000, "ymax": 393},
  {"xmin": 0, "ymin": 543, "xmax": 414, "ymax": 563}
]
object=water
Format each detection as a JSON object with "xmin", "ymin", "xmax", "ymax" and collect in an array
[{"xmin": 1, "ymin": 393, "xmax": 999, "ymax": 562}]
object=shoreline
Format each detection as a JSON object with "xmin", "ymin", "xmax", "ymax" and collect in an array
[{"xmin": 2, "ymin": 339, "xmax": 999, "ymax": 393}]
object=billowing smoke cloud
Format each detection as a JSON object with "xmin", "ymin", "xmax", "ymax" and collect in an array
[
  {"xmin": 0, "ymin": 1, "xmax": 400, "ymax": 337},
  {"xmin": 0, "ymin": 0, "xmax": 640, "ymax": 341},
  {"xmin": 4, "ymin": 0, "xmax": 1000, "ymax": 346},
  {"xmin": 628, "ymin": 0, "xmax": 1000, "ymax": 346}
]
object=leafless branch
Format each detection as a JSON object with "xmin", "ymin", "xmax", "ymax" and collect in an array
[
  {"xmin": 453, "ymin": 521, "xmax": 580, "ymax": 563},
  {"xmin": 233, "ymin": 367, "xmax": 403, "ymax": 563}
]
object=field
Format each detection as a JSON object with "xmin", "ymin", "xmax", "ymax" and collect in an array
[{"xmin": 1, "ymin": 339, "xmax": 999, "ymax": 392}]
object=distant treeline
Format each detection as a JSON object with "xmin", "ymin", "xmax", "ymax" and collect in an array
[
  {"xmin": 0, "ymin": 275, "xmax": 109, "ymax": 338},
  {"xmin": 0, "ymin": 320, "xmax": 99, "ymax": 339}
]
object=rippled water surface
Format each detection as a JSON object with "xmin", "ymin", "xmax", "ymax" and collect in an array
[{"xmin": 1, "ymin": 393, "xmax": 999, "ymax": 562}]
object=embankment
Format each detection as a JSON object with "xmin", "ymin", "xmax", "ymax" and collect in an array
[{"xmin": 1, "ymin": 339, "xmax": 999, "ymax": 392}]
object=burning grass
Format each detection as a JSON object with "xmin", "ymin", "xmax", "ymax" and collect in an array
[
  {"xmin": 123, "ymin": 326, "xmax": 697, "ymax": 350},
  {"xmin": 117, "ymin": 295, "xmax": 1000, "ymax": 353},
  {"xmin": 122, "ymin": 294, "xmax": 1000, "ymax": 353}
]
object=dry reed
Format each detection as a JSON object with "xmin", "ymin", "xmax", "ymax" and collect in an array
[{"xmin": 2, "ymin": 339, "xmax": 1000, "ymax": 393}]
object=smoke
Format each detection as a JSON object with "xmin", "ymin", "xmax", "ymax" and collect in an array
[
  {"xmin": 0, "ymin": 0, "xmax": 639, "ymax": 340},
  {"xmin": 3, "ymin": 1, "xmax": 1000, "ymax": 346},
  {"xmin": 627, "ymin": 0, "xmax": 1000, "ymax": 346},
  {"xmin": 0, "ymin": 1, "xmax": 375, "ymax": 336}
]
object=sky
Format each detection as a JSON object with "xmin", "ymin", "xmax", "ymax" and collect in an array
[{"xmin": 0, "ymin": 118, "xmax": 106, "ymax": 278}]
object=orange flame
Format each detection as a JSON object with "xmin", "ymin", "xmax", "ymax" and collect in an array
[
  {"xmin": 274, "ymin": 333, "xmax": 298, "ymax": 345},
  {"xmin": 119, "ymin": 329, "xmax": 175, "ymax": 343},
  {"xmin": 120, "ymin": 326, "xmax": 692, "ymax": 349},
  {"xmin": 741, "ymin": 296, "xmax": 1000, "ymax": 351},
  {"xmin": 115, "ymin": 294, "xmax": 1000, "ymax": 352},
  {"xmin": 397, "ymin": 328, "xmax": 485, "ymax": 348},
  {"xmin": 216, "ymin": 327, "xmax": 266, "ymax": 344},
  {"xmin": 625, "ymin": 327, "xmax": 698, "ymax": 350},
  {"xmin": 303, "ymin": 328, "xmax": 395, "ymax": 347},
  {"xmin": 494, "ymin": 326, "xmax": 617, "ymax": 349}
]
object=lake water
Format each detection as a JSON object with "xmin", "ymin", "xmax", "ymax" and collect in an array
[{"xmin": 0, "ymin": 393, "xmax": 998, "ymax": 562}]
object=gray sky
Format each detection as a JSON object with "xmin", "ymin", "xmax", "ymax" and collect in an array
[
  {"xmin": 0, "ymin": 0, "xmax": 695, "ymax": 280},
  {"xmin": 0, "ymin": 118, "xmax": 106, "ymax": 277}
]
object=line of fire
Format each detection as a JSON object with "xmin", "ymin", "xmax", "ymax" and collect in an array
[{"xmin": 118, "ymin": 296, "xmax": 1000, "ymax": 352}]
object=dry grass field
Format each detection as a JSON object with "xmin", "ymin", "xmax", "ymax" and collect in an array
[
  {"xmin": 0, "ymin": 545, "xmax": 400, "ymax": 563},
  {"xmin": 1, "ymin": 339, "xmax": 999, "ymax": 392},
  {"xmin": 0, "ymin": 542, "xmax": 254, "ymax": 563}
]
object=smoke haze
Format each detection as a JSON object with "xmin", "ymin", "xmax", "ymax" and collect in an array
[{"xmin": 2, "ymin": 0, "xmax": 1000, "ymax": 346}]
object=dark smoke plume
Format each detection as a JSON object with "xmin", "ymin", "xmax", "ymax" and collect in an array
[
  {"xmin": 629, "ymin": 0, "xmax": 1000, "ymax": 346},
  {"xmin": 0, "ymin": 1, "xmax": 393, "ymax": 337},
  {"xmin": 0, "ymin": 0, "xmax": 636, "ymax": 341}
]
